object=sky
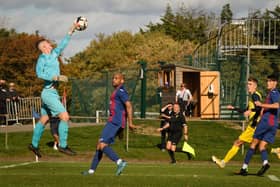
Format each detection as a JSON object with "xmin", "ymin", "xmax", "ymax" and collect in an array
[{"xmin": 0, "ymin": 0, "xmax": 279, "ymax": 58}]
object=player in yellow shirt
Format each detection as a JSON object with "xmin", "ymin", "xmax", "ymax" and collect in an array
[{"xmin": 212, "ymin": 77, "xmax": 262, "ymax": 168}]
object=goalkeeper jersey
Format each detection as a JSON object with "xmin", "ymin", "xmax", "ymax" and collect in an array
[{"xmin": 36, "ymin": 34, "xmax": 71, "ymax": 89}]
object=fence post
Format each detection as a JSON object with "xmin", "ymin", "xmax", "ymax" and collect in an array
[
  {"xmin": 138, "ymin": 60, "xmax": 147, "ymax": 118},
  {"xmin": 5, "ymin": 114, "xmax": 8, "ymax": 149},
  {"xmin": 96, "ymin": 110, "xmax": 100, "ymax": 123}
]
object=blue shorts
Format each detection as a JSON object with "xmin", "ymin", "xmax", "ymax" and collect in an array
[
  {"xmin": 253, "ymin": 120, "xmax": 278, "ymax": 143},
  {"xmin": 41, "ymin": 88, "xmax": 66, "ymax": 117},
  {"xmin": 99, "ymin": 122, "xmax": 121, "ymax": 144}
]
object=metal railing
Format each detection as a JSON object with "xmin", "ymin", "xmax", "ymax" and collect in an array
[{"xmin": 5, "ymin": 97, "xmax": 41, "ymax": 125}]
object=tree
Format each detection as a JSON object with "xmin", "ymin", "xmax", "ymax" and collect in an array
[
  {"xmin": 0, "ymin": 30, "xmax": 44, "ymax": 96},
  {"xmin": 145, "ymin": 4, "xmax": 216, "ymax": 44},
  {"xmin": 66, "ymin": 31, "xmax": 195, "ymax": 79},
  {"xmin": 220, "ymin": 3, "xmax": 233, "ymax": 24}
]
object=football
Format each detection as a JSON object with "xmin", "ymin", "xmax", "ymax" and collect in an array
[{"xmin": 75, "ymin": 16, "xmax": 88, "ymax": 31}]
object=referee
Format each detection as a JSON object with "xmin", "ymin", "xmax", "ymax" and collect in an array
[{"xmin": 158, "ymin": 103, "xmax": 188, "ymax": 163}]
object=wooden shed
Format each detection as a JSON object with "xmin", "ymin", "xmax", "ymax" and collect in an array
[{"xmin": 158, "ymin": 64, "xmax": 220, "ymax": 119}]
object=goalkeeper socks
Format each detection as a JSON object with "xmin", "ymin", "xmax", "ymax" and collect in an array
[
  {"xmin": 32, "ymin": 122, "xmax": 45, "ymax": 148},
  {"xmin": 90, "ymin": 150, "xmax": 103, "ymax": 170},
  {"xmin": 103, "ymin": 146, "xmax": 119, "ymax": 162},
  {"xmin": 58, "ymin": 120, "xmax": 69, "ymax": 148},
  {"xmin": 244, "ymin": 148, "xmax": 255, "ymax": 165},
  {"xmin": 223, "ymin": 145, "xmax": 240, "ymax": 163}
]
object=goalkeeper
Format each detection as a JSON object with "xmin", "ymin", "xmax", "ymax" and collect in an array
[
  {"xmin": 28, "ymin": 22, "xmax": 79, "ymax": 157},
  {"xmin": 212, "ymin": 77, "xmax": 262, "ymax": 168}
]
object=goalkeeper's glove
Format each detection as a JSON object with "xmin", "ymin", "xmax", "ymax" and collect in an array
[{"xmin": 52, "ymin": 75, "xmax": 68, "ymax": 82}]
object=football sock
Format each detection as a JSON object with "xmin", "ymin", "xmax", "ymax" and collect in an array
[
  {"xmin": 90, "ymin": 150, "xmax": 103, "ymax": 170},
  {"xmin": 103, "ymin": 146, "xmax": 119, "ymax": 162},
  {"xmin": 242, "ymin": 163, "xmax": 248, "ymax": 169},
  {"xmin": 260, "ymin": 150, "xmax": 268, "ymax": 164},
  {"xmin": 223, "ymin": 145, "xmax": 240, "ymax": 163},
  {"xmin": 168, "ymin": 150, "xmax": 175, "ymax": 162},
  {"xmin": 58, "ymin": 120, "xmax": 68, "ymax": 148},
  {"xmin": 263, "ymin": 160, "xmax": 268, "ymax": 165},
  {"xmin": 31, "ymin": 122, "xmax": 45, "ymax": 148},
  {"xmin": 117, "ymin": 159, "xmax": 122, "ymax": 165},
  {"xmin": 88, "ymin": 169, "xmax": 94, "ymax": 174},
  {"xmin": 244, "ymin": 148, "xmax": 255, "ymax": 165}
]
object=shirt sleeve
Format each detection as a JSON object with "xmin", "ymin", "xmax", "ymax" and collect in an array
[
  {"xmin": 252, "ymin": 93, "xmax": 261, "ymax": 102},
  {"xmin": 52, "ymin": 34, "xmax": 71, "ymax": 58},
  {"xmin": 118, "ymin": 87, "xmax": 129, "ymax": 104}
]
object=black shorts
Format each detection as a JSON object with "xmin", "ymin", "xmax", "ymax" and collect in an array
[
  {"xmin": 167, "ymin": 131, "xmax": 182, "ymax": 145},
  {"xmin": 50, "ymin": 118, "xmax": 60, "ymax": 135}
]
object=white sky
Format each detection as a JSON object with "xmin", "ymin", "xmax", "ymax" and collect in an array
[{"xmin": 0, "ymin": 0, "xmax": 279, "ymax": 58}]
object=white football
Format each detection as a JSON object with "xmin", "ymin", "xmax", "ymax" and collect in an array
[{"xmin": 75, "ymin": 16, "xmax": 88, "ymax": 31}]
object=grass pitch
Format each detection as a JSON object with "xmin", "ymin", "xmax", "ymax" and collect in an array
[
  {"xmin": 0, "ymin": 162, "xmax": 280, "ymax": 187},
  {"xmin": 0, "ymin": 120, "xmax": 280, "ymax": 186}
]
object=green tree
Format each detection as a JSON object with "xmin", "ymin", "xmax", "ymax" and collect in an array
[
  {"xmin": 220, "ymin": 3, "xmax": 233, "ymax": 24},
  {"xmin": 66, "ymin": 31, "xmax": 195, "ymax": 79},
  {"xmin": 145, "ymin": 4, "xmax": 216, "ymax": 44},
  {"xmin": 262, "ymin": 5, "xmax": 280, "ymax": 19}
]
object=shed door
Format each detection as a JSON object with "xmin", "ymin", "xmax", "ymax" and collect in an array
[{"xmin": 200, "ymin": 71, "xmax": 220, "ymax": 119}]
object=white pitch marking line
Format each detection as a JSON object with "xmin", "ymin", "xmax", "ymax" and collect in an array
[
  {"xmin": 0, "ymin": 161, "xmax": 37, "ymax": 169},
  {"xmin": 267, "ymin": 175, "xmax": 280, "ymax": 182}
]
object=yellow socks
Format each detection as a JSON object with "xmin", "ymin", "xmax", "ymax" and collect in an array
[{"xmin": 223, "ymin": 145, "xmax": 240, "ymax": 163}]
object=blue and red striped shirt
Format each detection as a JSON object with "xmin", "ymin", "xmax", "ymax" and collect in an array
[
  {"xmin": 261, "ymin": 88, "xmax": 280, "ymax": 127},
  {"xmin": 108, "ymin": 84, "xmax": 129, "ymax": 128}
]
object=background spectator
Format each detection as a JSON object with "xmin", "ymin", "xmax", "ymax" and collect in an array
[
  {"xmin": 0, "ymin": 79, "xmax": 9, "ymax": 126},
  {"xmin": 8, "ymin": 82, "xmax": 20, "ymax": 101},
  {"xmin": 175, "ymin": 83, "xmax": 192, "ymax": 116}
]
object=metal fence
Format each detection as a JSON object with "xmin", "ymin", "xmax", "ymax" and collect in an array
[{"xmin": 5, "ymin": 97, "xmax": 41, "ymax": 125}]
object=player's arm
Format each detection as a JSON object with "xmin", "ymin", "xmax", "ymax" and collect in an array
[
  {"xmin": 183, "ymin": 124, "xmax": 188, "ymax": 141},
  {"xmin": 255, "ymin": 101, "xmax": 280, "ymax": 109},
  {"xmin": 157, "ymin": 122, "xmax": 170, "ymax": 132},
  {"xmin": 180, "ymin": 114, "xmax": 188, "ymax": 140},
  {"xmin": 52, "ymin": 23, "xmax": 79, "ymax": 57},
  {"xmin": 161, "ymin": 103, "xmax": 171, "ymax": 112},
  {"xmin": 255, "ymin": 91, "xmax": 280, "ymax": 109},
  {"xmin": 227, "ymin": 105, "xmax": 246, "ymax": 113},
  {"xmin": 125, "ymin": 100, "xmax": 138, "ymax": 129},
  {"xmin": 161, "ymin": 113, "xmax": 171, "ymax": 120},
  {"xmin": 161, "ymin": 105, "xmax": 171, "ymax": 119}
]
